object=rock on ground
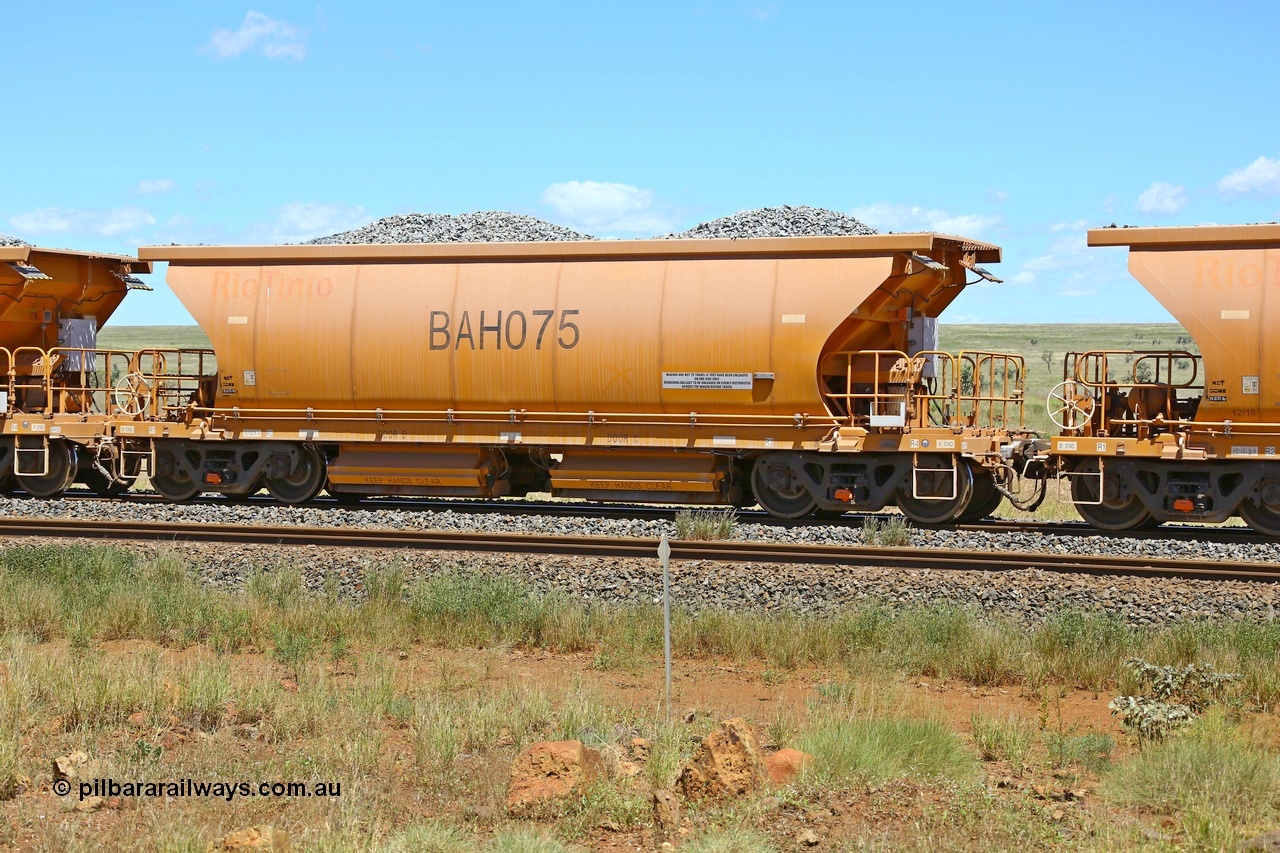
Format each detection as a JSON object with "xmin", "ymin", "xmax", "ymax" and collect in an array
[
  {"xmin": 764, "ymin": 748, "xmax": 814, "ymax": 785},
  {"xmin": 677, "ymin": 717, "xmax": 768, "ymax": 800},
  {"xmin": 661, "ymin": 205, "xmax": 877, "ymax": 239},
  {"xmin": 652, "ymin": 789, "xmax": 681, "ymax": 840},
  {"xmin": 308, "ymin": 212, "xmax": 593, "ymax": 244},
  {"xmin": 1244, "ymin": 829, "xmax": 1280, "ymax": 852},
  {"xmin": 52, "ymin": 751, "xmax": 97, "ymax": 784},
  {"xmin": 0, "ymin": 234, "xmax": 30, "ymax": 247},
  {"xmin": 507, "ymin": 740, "xmax": 603, "ymax": 815},
  {"xmin": 207, "ymin": 825, "xmax": 290, "ymax": 852}
]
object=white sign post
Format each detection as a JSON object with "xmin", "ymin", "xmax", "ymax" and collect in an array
[{"xmin": 658, "ymin": 533, "xmax": 672, "ymax": 720}]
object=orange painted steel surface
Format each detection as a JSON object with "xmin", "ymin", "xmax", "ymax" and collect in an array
[
  {"xmin": 1087, "ymin": 224, "xmax": 1280, "ymax": 425},
  {"xmin": 142, "ymin": 236, "xmax": 996, "ymax": 421},
  {"xmin": 0, "ymin": 247, "xmax": 151, "ymax": 353}
]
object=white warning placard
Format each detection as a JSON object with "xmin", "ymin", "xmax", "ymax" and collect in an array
[{"xmin": 662, "ymin": 372, "xmax": 753, "ymax": 390}]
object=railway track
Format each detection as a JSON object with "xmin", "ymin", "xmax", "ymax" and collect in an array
[
  {"xmin": 1, "ymin": 517, "xmax": 1276, "ymax": 583},
  {"xmin": 42, "ymin": 490, "xmax": 1277, "ymax": 546}
]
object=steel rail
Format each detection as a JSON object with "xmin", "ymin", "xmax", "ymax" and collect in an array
[{"xmin": 0, "ymin": 517, "xmax": 1276, "ymax": 582}]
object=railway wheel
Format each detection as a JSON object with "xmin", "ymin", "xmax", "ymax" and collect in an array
[
  {"xmin": 15, "ymin": 439, "xmax": 76, "ymax": 499},
  {"xmin": 1069, "ymin": 457, "xmax": 1152, "ymax": 531},
  {"xmin": 265, "ymin": 446, "xmax": 326, "ymax": 506},
  {"xmin": 896, "ymin": 455, "xmax": 974, "ymax": 525},
  {"xmin": 957, "ymin": 468, "xmax": 1003, "ymax": 523},
  {"xmin": 1239, "ymin": 481, "xmax": 1280, "ymax": 537},
  {"xmin": 751, "ymin": 457, "xmax": 817, "ymax": 519},
  {"xmin": 152, "ymin": 470, "xmax": 200, "ymax": 502}
]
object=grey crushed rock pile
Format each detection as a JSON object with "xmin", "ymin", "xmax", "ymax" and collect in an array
[
  {"xmin": 661, "ymin": 205, "xmax": 878, "ymax": 239},
  {"xmin": 306, "ymin": 212, "xmax": 595, "ymax": 244},
  {"xmin": 0, "ymin": 234, "xmax": 31, "ymax": 247},
  {"xmin": 305, "ymin": 205, "xmax": 879, "ymax": 244}
]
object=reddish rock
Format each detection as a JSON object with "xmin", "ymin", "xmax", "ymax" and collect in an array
[
  {"xmin": 506, "ymin": 740, "xmax": 603, "ymax": 815},
  {"xmin": 1244, "ymin": 829, "xmax": 1280, "ymax": 852},
  {"xmin": 677, "ymin": 718, "xmax": 767, "ymax": 800},
  {"xmin": 75, "ymin": 796, "xmax": 105, "ymax": 813},
  {"xmin": 52, "ymin": 751, "xmax": 96, "ymax": 784},
  {"xmin": 652, "ymin": 789, "xmax": 681, "ymax": 840},
  {"xmin": 207, "ymin": 825, "xmax": 290, "ymax": 851},
  {"xmin": 764, "ymin": 748, "xmax": 814, "ymax": 786}
]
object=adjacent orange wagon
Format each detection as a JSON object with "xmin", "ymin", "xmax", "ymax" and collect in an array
[{"xmin": 1044, "ymin": 224, "xmax": 1280, "ymax": 534}]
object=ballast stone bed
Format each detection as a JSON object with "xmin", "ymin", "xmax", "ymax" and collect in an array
[
  {"xmin": 2, "ymin": 495, "xmax": 1279, "ymax": 626},
  {"xmin": 7, "ymin": 536, "xmax": 1277, "ymax": 629},
  {"xmin": 6, "ymin": 496, "xmax": 1276, "ymax": 566}
]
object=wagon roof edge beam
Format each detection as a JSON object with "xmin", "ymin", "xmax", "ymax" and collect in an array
[
  {"xmin": 138, "ymin": 233, "xmax": 1000, "ymax": 265},
  {"xmin": 1088, "ymin": 223, "xmax": 1280, "ymax": 248},
  {"xmin": 0, "ymin": 246, "xmax": 152, "ymax": 274}
]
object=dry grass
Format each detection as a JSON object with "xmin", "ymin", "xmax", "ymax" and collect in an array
[{"xmin": 1, "ymin": 544, "xmax": 1279, "ymax": 850}]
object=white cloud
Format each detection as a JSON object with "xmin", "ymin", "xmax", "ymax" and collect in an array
[
  {"xmin": 1134, "ymin": 182, "xmax": 1187, "ymax": 215},
  {"xmin": 1217, "ymin": 153, "xmax": 1280, "ymax": 195},
  {"xmin": 987, "ymin": 189, "xmax": 1009, "ymax": 204},
  {"xmin": 245, "ymin": 201, "xmax": 368, "ymax": 243},
  {"xmin": 1004, "ymin": 224, "xmax": 1127, "ymax": 301},
  {"xmin": 849, "ymin": 203, "xmax": 1001, "ymax": 238},
  {"xmin": 99, "ymin": 208, "xmax": 157, "ymax": 237},
  {"xmin": 201, "ymin": 11, "xmax": 307, "ymax": 61},
  {"xmin": 540, "ymin": 181, "xmax": 677, "ymax": 235},
  {"xmin": 134, "ymin": 179, "xmax": 175, "ymax": 195},
  {"xmin": 742, "ymin": 4, "xmax": 778, "ymax": 20},
  {"xmin": 9, "ymin": 206, "xmax": 156, "ymax": 237}
]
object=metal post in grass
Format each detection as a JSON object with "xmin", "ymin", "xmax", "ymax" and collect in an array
[{"xmin": 659, "ymin": 532, "xmax": 672, "ymax": 720}]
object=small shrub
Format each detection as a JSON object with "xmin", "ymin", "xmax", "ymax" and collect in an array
[
  {"xmin": 1044, "ymin": 731, "xmax": 1113, "ymax": 773},
  {"xmin": 269, "ymin": 623, "xmax": 317, "ymax": 677},
  {"xmin": 247, "ymin": 568, "xmax": 305, "ymax": 609},
  {"xmin": 1104, "ymin": 720, "xmax": 1280, "ymax": 823},
  {"xmin": 1108, "ymin": 695, "xmax": 1196, "ymax": 742},
  {"xmin": 176, "ymin": 658, "xmax": 230, "ymax": 730},
  {"xmin": 0, "ymin": 735, "xmax": 22, "ymax": 801},
  {"xmin": 674, "ymin": 508, "xmax": 736, "ymax": 541},
  {"xmin": 376, "ymin": 822, "xmax": 472, "ymax": 853},
  {"xmin": 488, "ymin": 829, "xmax": 580, "ymax": 852},
  {"xmin": 971, "ymin": 712, "xmax": 1034, "ymax": 775},
  {"xmin": 1109, "ymin": 658, "xmax": 1240, "ymax": 742},
  {"xmin": 863, "ymin": 515, "xmax": 912, "ymax": 546},
  {"xmin": 682, "ymin": 827, "xmax": 778, "ymax": 853},
  {"xmin": 800, "ymin": 715, "xmax": 977, "ymax": 786}
]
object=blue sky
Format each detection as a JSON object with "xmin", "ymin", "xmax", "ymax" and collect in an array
[{"xmin": 6, "ymin": 2, "xmax": 1280, "ymax": 326}]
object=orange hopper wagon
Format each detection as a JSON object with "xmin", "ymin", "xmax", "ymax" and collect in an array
[{"xmin": 137, "ymin": 235, "xmax": 1036, "ymax": 521}]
